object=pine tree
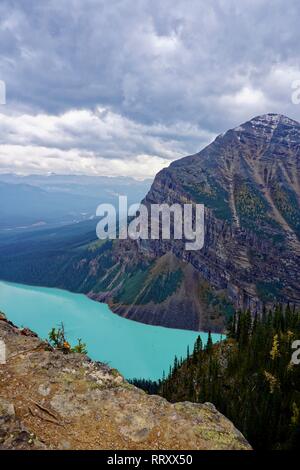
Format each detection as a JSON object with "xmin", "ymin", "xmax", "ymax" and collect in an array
[
  {"xmin": 159, "ymin": 304, "xmax": 300, "ymax": 450},
  {"xmin": 206, "ymin": 331, "xmax": 213, "ymax": 352}
]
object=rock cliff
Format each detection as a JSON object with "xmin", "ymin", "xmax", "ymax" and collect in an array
[
  {"xmin": 0, "ymin": 312, "xmax": 250, "ymax": 450},
  {"xmin": 92, "ymin": 114, "xmax": 300, "ymax": 331},
  {"xmin": 0, "ymin": 113, "xmax": 299, "ymax": 333}
]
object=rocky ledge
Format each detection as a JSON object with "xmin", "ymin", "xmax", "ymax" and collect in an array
[{"xmin": 0, "ymin": 312, "xmax": 251, "ymax": 450}]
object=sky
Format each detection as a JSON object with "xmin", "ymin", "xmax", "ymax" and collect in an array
[{"xmin": 0, "ymin": 0, "xmax": 300, "ymax": 179}]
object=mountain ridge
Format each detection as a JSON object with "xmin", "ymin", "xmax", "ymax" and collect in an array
[
  {"xmin": 94, "ymin": 113, "xmax": 300, "ymax": 330},
  {"xmin": 0, "ymin": 113, "xmax": 299, "ymax": 332}
]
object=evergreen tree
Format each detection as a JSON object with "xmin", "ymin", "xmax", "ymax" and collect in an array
[{"xmin": 159, "ymin": 304, "xmax": 300, "ymax": 450}]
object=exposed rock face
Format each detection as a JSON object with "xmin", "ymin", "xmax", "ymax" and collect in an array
[
  {"xmin": 88, "ymin": 114, "xmax": 300, "ymax": 331},
  {"xmin": 0, "ymin": 313, "xmax": 250, "ymax": 450},
  {"xmin": 0, "ymin": 114, "xmax": 298, "ymax": 332}
]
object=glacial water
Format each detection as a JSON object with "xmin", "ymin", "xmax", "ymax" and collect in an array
[{"xmin": 0, "ymin": 281, "xmax": 223, "ymax": 380}]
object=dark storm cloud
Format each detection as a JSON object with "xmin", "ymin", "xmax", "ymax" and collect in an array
[{"xmin": 0, "ymin": 0, "xmax": 300, "ymax": 177}]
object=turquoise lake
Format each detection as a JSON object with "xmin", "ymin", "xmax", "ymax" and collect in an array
[{"xmin": 0, "ymin": 281, "xmax": 223, "ymax": 380}]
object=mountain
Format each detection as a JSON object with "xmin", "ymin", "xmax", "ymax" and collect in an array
[
  {"xmin": 1, "ymin": 114, "xmax": 299, "ymax": 332},
  {"xmin": 89, "ymin": 113, "xmax": 300, "ymax": 331},
  {"xmin": 0, "ymin": 312, "xmax": 250, "ymax": 450},
  {"xmin": 0, "ymin": 175, "xmax": 152, "ymax": 230},
  {"xmin": 0, "ymin": 181, "xmax": 99, "ymax": 229}
]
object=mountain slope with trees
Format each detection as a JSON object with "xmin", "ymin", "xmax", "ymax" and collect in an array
[
  {"xmin": 1, "ymin": 114, "xmax": 299, "ymax": 332},
  {"xmin": 159, "ymin": 305, "xmax": 300, "ymax": 449}
]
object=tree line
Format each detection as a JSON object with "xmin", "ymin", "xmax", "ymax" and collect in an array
[{"xmin": 133, "ymin": 305, "xmax": 300, "ymax": 450}]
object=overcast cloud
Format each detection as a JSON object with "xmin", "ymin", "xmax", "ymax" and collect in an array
[{"xmin": 0, "ymin": 0, "xmax": 300, "ymax": 178}]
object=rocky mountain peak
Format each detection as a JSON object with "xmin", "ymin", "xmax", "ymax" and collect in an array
[
  {"xmin": 238, "ymin": 112, "xmax": 297, "ymax": 128},
  {"xmin": 229, "ymin": 113, "xmax": 300, "ymax": 147},
  {"xmin": 233, "ymin": 113, "xmax": 299, "ymax": 131},
  {"xmin": 1, "ymin": 114, "xmax": 299, "ymax": 333},
  {"xmin": 105, "ymin": 113, "xmax": 300, "ymax": 328}
]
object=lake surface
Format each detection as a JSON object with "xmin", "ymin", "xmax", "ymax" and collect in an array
[{"xmin": 0, "ymin": 281, "xmax": 223, "ymax": 380}]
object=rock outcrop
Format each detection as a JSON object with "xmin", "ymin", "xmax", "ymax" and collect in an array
[{"xmin": 0, "ymin": 313, "xmax": 251, "ymax": 450}]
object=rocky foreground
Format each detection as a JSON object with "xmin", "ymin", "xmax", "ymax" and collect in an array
[{"xmin": 0, "ymin": 313, "xmax": 251, "ymax": 450}]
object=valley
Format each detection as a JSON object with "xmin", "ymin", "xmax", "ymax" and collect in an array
[{"xmin": 1, "ymin": 114, "xmax": 299, "ymax": 333}]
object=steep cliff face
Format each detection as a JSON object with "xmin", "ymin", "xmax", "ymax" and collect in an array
[
  {"xmin": 89, "ymin": 114, "xmax": 300, "ymax": 331},
  {"xmin": 0, "ymin": 313, "xmax": 250, "ymax": 450},
  {"xmin": 0, "ymin": 114, "xmax": 299, "ymax": 332}
]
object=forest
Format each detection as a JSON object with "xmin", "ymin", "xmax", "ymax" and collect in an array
[{"xmin": 131, "ymin": 305, "xmax": 300, "ymax": 450}]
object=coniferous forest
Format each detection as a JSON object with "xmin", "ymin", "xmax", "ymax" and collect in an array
[{"xmin": 132, "ymin": 305, "xmax": 300, "ymax": 450}]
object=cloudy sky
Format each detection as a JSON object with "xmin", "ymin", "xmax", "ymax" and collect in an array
[{"xmin": 0, "ymin": 0, "xmax": 300, "ymax": 179}]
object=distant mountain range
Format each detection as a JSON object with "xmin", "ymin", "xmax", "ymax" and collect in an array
[
  {"xmin": 1, "ymin": 114, "xmax": 299, "ymax": 332},
  {"xmin": 0, "ymin": 174, "xmax": 152, "ymax": 229}
]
